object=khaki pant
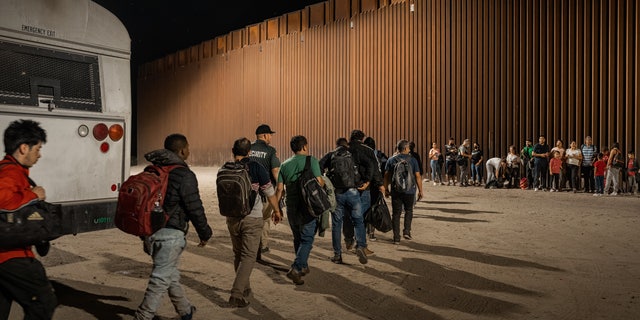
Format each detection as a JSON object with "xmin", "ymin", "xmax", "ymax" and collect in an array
[
  {"xmin": 261, "ymin": 201, "xmax": 275, "ymax": 249},
  {"xmin": 226, "ymin": 216, "xmax": 262, "ymax": 299}
]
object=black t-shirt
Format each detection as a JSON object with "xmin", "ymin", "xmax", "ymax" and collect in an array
[
  {"xmin": 533, "ymin": 143, "xmax": 550, "ymax": 162},
  {"xmin": 471, "ymin": 148, "xmax": 483, "ymax": 162}
]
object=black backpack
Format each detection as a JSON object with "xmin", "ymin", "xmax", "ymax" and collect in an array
[
  {"xmin": 0, "ymin": 163, "xmax": 63, "ymax": 249},
  {"xmin": 328, "ymin": 148, "xmax": 357, "ymax": 188},
  {"xmin": 299, "ymin": 156, "xmax": 331, "ymax": 217},
  {"xmin": 216, "ymin": 161, "xmax": 257, "ymax": 217},
  {"xmin": 392, "ymin": 156, "xmax": 416, "ymax": 193}
]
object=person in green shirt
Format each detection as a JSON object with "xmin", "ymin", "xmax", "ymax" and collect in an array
[
  {"xmin": 520, "ymin": 138, "xmax": 534, "ymax": 189},
  {"xmin": 276, "ymin": 135, "xmax": 324, "ymax": 285}
]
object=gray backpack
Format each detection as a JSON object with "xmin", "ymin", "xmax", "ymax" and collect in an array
[{"xmin": 392, "ymin": 156, "xmax": 416, "ymax": 193}]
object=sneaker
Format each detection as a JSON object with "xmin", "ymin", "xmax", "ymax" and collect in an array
[
  {"xmin": 345, "ymin": 240, "xmax": 354, "ymax": 250},
  {"xmin": 369, "ymin": 234, "xmax": 377, "ymax": 241},
  {"xmin": 228, "ymin": 296, "xmax": 249, "ymax": 308},
  {"xmin": 181, "ymin": 306, "xmax": 196, "ymax": 320},
  {"xmin": 593, "ymin": 193, "xmax": 598, "ymax": 196},
  {"xmin": 356, "ymin": 248, "xmax": 368, "ymax": 264},
  {"xmin": 393, "ymin": 241, "xmax": 400, "ymax": 245},
  {"xmin": 286, "ymin": 268, "xmax": 305, "ymax": 285},
  {"xmin": 610, "ymin": 192, "xmax": 618, "ymax": 196},
  {"xmin": 403, "ymin": 234, "xmax": 412, "ymax": 240},
  {"xmin": 433, "ymin": 182, "xmax": 437, "ymax": 186},
  {"xmin": 440, "ymin": 182, "xmax": 445, "ymax": 185},
  {"xmin": 301, "ymin": 267, "xmax": 310, "ymax": 275},
  {"xmin": 534, "ymin": 188, "xmax": 539, "ymax": 192},
  {"xmin": 330, "ymin": 254, "xmax": 343, "ymax": 264}
]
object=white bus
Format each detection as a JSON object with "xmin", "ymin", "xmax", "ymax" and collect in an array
[{"xmin": 0, "ymin": 0, "xmax": 131, "ymax": 234}]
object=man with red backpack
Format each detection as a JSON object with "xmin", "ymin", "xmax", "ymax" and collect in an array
[
  {"xmin": 135, "ymin": 134, "xmax": 212, "ymax": 320},
  {"xmin": 0, "ymin": 119, "xmax": 57, "ymax": 319}
]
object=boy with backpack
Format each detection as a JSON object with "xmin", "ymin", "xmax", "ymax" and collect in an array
[
  {"xmin": 383, "ymin": 140, "xmax": 423, "ymax": 245},
  {"xmin": 220, "ymin": 138, "xmax": 281, "ymax": 307},
  {"xmin": 321, "ymin": 138, "xmax": 368, "ymax": 265},
  {"xmin": 134, "ymin": 134, "xmax": 212, "ymax": 320}
]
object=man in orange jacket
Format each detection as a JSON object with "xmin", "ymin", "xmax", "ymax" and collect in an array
[{"xmin": 0, "ymin": 119, "xmax": 57, "ymax": 319}]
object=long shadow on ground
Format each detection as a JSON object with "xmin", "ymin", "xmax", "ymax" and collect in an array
[{"xmin": 51, "ymin": 280, "xmax": 135, "ymax": 320}]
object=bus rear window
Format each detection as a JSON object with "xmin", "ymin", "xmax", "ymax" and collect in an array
[{"xmin": 0, "ymin": 41, "xmax": 102, "ymax": 112}]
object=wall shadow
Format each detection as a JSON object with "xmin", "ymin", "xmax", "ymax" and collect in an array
[
  {"xmin": 413, "ymin": 214, "xmax": 489, "ymax": 223},
  {"xmin": 265, "ymin": 253, "xmax": 444, "ymax": 319},
  {"xmin": 359, "ymin": 256, "xmax": 533, "ymax": 316},
  {"xmin": 414, "ymin": 204, "xmax": 500, "ymax": 215},
  {"xmin": 402, "ymin": 242, "xmax": 564, "ymax": 272}
]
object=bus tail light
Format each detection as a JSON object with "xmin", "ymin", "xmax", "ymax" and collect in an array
[
  {"xmin": 109, "ymin": 124, "xmax": 124, "ymax": 141},
  {"xmin": 93, "ymin": 123, "xmax": 108, "ymax": 141},
  {"xmin": 100, "ymin": 142, "xmax": 109, "ymax": 153}
]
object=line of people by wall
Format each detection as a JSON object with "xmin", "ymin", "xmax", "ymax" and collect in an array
[{"xmin": 423, "ymin": 135, "xmax": 639, "ymax": 196}]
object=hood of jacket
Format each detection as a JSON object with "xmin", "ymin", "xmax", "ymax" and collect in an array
[{"xmin": 144, "ymin": 149, "xmax": 187, "ymax": 167}]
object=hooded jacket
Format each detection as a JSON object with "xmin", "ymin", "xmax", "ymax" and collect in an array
[{"xmin": 144, "ymin": 149, "xmax": 212, "ymax": 241}]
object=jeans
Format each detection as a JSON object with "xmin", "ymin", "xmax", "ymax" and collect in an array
[
  {"xmin": 604, "ymin": 167, "xmax": 621, "ymax": 193},
  {"xmin": 628, "ymin": 176, "xmax": 638, "ymax": 194},
  {"xmin": 0, "ymin": 258, "xmax": 57, "ymax": 320},
  {"xmin": 390, "ymin": 192, "xmax": 415, "ymax": 241},
  {"xmin": 533, "ymin": 160, "xmax": 549, "ymax": 189},
  {"xmin": 227, "ymin": 216, "xmax": 262, "ymax": 299},
  {"xmin": 567, "ymin": 164, "xmax": 579, "ymax": 190},
  {"xmin": 595, "ymin": 176, "xmax": 604, "ymax": 194},
  {"xmin": 582, "ymin": 166, "xmax": 595, "ymax": 191},
  {"xmin": 289, "ymin": 217, "xmax": 317, "ymax": 272},
  {"xmin": 136, "ymin": 228, "xmax": 191, "ymax": 320},
  {"xmin": 430, "ymin": 160, "xmax": 443, "ymax": 182},
  {"xmin": 471, "ymin": 162, "xmax": 483, "ymax": 184},
  {"xmin": 343, "ymin": 189, "xmax": 370, "ymax": 245},
  {"xmin": 551, "ymin": 173, "xmax": 560, "ymax": 190},
  {"xmin": 332, "ymin": 189, "xmax": 365, "ymax": 255}
]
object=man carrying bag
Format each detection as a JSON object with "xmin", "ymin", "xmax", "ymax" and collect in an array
[{"xmin": 0, "ymin": 119, "xmax": 57, "ymax": 319}]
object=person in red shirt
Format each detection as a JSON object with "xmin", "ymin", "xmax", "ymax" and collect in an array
[
  {"xmin": 627, "ymin": 151, "xmax": 638, "ymax": 195},
  {"xmin": 549, "ymin": 151, "xmax": 563, "ymax": 192},
  {"xmin": 593, "ymin": 153, "xmax": 607, "ymax": 196},
  {"xmin": 0, "ymin": 119, "xmax": 57, "ymax": 319}
]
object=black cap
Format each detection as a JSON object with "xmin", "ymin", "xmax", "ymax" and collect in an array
[{"xmin": 256, "ymin": 124, "xmax": 275, "ymax": 135}]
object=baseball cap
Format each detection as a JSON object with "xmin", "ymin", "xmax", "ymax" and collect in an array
[{"xmin": 255, "ymin": 124, "xmax": 275, "ymax": 135}]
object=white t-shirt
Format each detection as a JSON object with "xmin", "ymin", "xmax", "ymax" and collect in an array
[
  {"xmin": 506, "ymin": 154, "xmax": 521, "ymax": 167},
  {"xmin": 565, "ymin": 148, "xmax": 582, "ymax": 166}
]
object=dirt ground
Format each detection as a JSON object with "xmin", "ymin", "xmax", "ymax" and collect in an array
[{"xmin": 10, "ymin": 166, "xmax": 640, "ymax": 320}]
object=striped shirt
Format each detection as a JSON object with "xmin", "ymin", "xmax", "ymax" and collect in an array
[{"xmin": 581, "ymin": 144, "xmax": 598, "ymax": 166}]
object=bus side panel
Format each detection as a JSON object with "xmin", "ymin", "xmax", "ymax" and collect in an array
[{"xmin": 0, "ymin": 114, "xmax": 126, "ymax": 203}]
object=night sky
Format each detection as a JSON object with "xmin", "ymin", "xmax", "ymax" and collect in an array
[{"xmin": 92, "ymin": 0, "xmax": 326, "ymax": 66}]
